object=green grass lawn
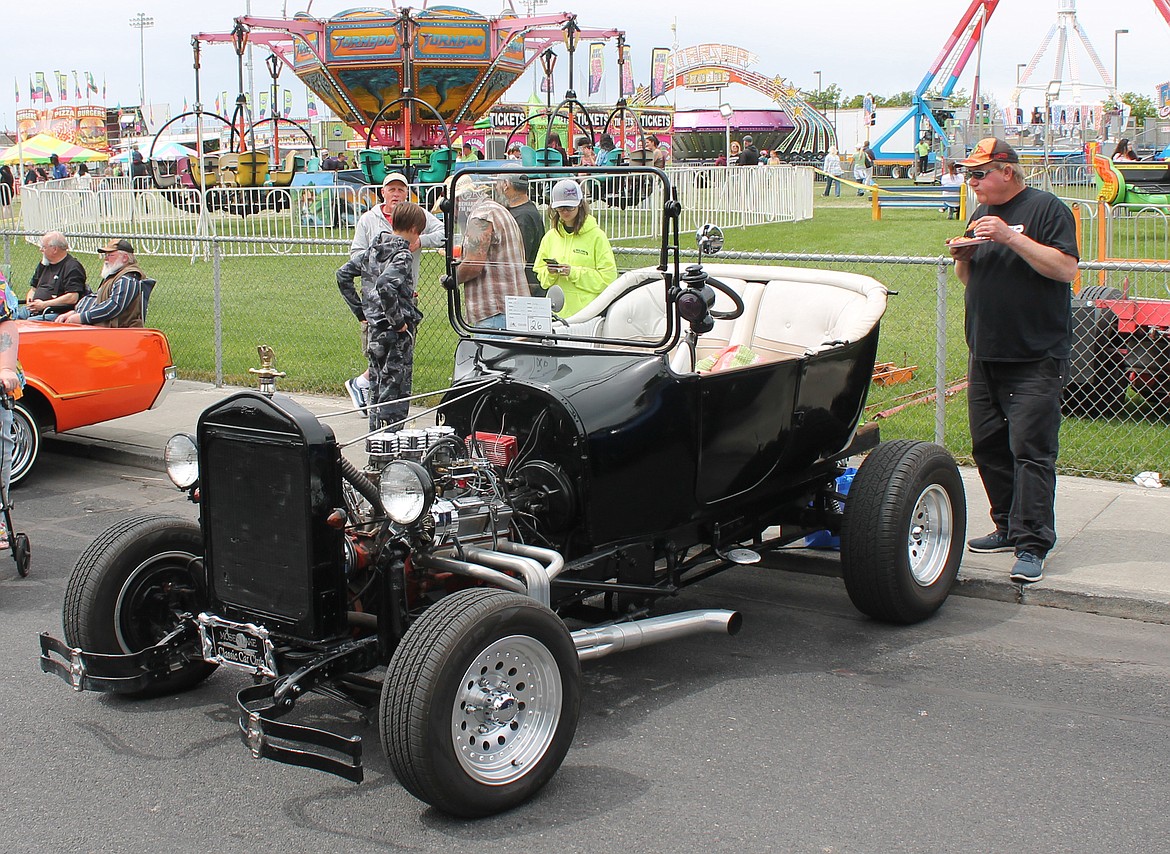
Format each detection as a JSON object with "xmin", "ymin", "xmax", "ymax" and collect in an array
[{"xmin": 4, "ymin": 180, "xmax": 1165, "ymax": 481}]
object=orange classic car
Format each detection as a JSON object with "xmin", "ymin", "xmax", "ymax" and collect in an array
[{"xmin": 12, "ymin": 321, "xmax": 176, "ymax": 483}]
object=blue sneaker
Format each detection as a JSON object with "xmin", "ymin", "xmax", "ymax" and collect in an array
[
  {"xmin": 1010, "ymin": 552, "xmax": 1045, "ymax": 584},
  {"xmin": 344, "ymin": 377, "xmax": 368, "ymax": 410},
  {"xmin": 967, "ymin": 530, "xmax": 1012, "ymax": 553}
]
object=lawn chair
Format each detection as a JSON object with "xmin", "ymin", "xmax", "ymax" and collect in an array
[{"xmin": 140, "ymin": 278, "xmax": 157, "ymax": 324}]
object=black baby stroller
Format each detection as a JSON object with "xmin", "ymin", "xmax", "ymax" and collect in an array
[{"xmin": 1, "ymin": 393, "xmax": 30, "ymax": 578}]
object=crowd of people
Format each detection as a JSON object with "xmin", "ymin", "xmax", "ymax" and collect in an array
[{"xmin": 335, "ymin": 167, "xmax": 619, "ymax": 432}]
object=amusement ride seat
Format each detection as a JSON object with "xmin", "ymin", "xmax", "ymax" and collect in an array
[
  {"xmin": 236, "ymin": 150, "xmax": 270, "ymax": 187},
  {"xmin": 358, "ymin": 149, "xmax": 388, "ymax": 185},
  {"xmin": 417, "ymin": 147, "xmax": 455, "ymax": 184}
]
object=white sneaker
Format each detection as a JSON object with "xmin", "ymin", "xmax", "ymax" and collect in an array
[{"xmin": 345, "ymin": 377, "xmax": 368, "ymax": 409}]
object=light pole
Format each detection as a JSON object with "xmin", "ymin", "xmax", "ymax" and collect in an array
[
  {"xmin": 719, "ymin": 102, "xmax": 734, "ymax": 166},
  {"xmin": 1016, "ymin": 63, "xmax": 1026, "ymax": 85},
  {"xmin": 1043, "ymin": 79, "xmax": 1060, "ymax": 192},
  {"xmin": 129, "ymin": 12, "xmax": 154, "ymax": 109},
  {"xmin": 1113, "ymin": 29, "xmax": 1128, "ymax": 94},
  {"xmin": 814, "ymin": 70, "xmax": 822, "ymax": 112}
]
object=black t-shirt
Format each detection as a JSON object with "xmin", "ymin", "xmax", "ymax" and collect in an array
[
  {"xmin": 506, "ymin": 199, "xmax": 546, "ymax": 292},
  {"xmin": 30, "ymin": 254, "xmax": 89, "ymax": 304},
  {"xmin": 964, "ymin": 187, "xmax": 1079, "ymax": 361}
]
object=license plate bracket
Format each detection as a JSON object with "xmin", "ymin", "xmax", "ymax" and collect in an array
[{"xmin": 198, "ymin": 613, "xmax": 277, "ymax": 678}]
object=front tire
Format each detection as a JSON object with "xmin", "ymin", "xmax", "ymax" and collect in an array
[
  {"xmin": 841, "ymin": 440, "xmax": 966, "ymax": 623},
  {"xmin": 63, "ymin": 514, "xmax": 215, "ymax": 698},
  {"xmin": 381, "ymin": 588, "xmax": 581, "ymax": 817}
]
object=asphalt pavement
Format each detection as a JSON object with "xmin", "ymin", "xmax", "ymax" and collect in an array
[{"xmin": 41, "ymin": 379, "xmax": 1170, "ymax": 625}]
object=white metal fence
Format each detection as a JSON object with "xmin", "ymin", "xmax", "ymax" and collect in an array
[{"xmin": 17, "ymin": 165, "xmax": 814, "ymax": 258}]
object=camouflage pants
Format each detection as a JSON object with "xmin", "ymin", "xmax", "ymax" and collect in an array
[{"xmin": 367, "ymin": 325, "xmax": 415, "ymax": 432}]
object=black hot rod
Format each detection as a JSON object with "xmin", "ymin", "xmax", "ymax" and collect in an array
[{"xmin": 40, "ymin": 166, "xmax": 965, "ymax": 817}]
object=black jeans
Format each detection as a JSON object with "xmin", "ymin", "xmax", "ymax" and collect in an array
[{"xmin": 967, "ymin": 356, "xmax": 1066, "ymax": 558}]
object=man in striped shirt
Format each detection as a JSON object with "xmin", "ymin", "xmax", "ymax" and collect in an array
[
  {"xmin": 451, "ymin": 177, "xmax": 528, "ymax": 328},
  {"xmin": 56, "ymin": 238, "xmax": 147, "ymax": 328}
]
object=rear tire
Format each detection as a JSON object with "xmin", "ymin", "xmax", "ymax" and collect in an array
[
  {"xmin": 10, "ymin": 401, "xmax": 41, "ymax": 485},
  {"xmin": 63, "ymin": 514, "xmax": 215, "ymax": 698},
  {"xmin": 841, "ymin": 440, "xmax": 966, "ymax": 623},
  {"xmin": 381, "ymin": 588, "xmax": 581, "ymax": 817}
]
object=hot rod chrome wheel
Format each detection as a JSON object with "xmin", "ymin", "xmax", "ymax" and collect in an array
[
  {"xmin": 452, "ymin": 634, "xmax": 563, "ymax": 786},
  {"xmin": 841, "ymin": 440, "xmax": 966, "ymax": 624},
  {"xmin": 63, "ymin": 515, "xmax": 216, "ymax": 698},
  {"xmin": 382, "ymin": 588, "xmax": 581, "ymax": 818},
  {"xmin": 907, "ymin": 484, "xmax": 953, "ymax": 587}
]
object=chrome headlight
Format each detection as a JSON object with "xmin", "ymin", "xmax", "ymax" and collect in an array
[
  {"xmin": 379, "ymin": 459, "xmax": 434, "ymax": 524},
  {"xmin": 164, "ymin": 432, "xmax": 199, "ymax": 489}
]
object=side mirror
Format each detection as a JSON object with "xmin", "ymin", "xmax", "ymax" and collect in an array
[
  {"xmin": 546, "ymin": 285, "xmax": 566, "ymax": 314},
  {"xmin": 696, "ymin": 223, "xmax": 724, "ymax": 259}
]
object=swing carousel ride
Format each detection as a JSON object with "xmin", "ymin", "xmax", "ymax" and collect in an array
[{"xmin": 163, "ymin": 5, "xmax": 626, "ymax": 196}]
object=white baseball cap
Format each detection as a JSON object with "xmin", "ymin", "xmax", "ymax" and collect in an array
[
  {"xmin": 550, "ymin": 179, "xmax": 582, "ymax": 209},
  {"xmin": 381, "ymin": 171, "xmax": 409, "ymax": 187}
]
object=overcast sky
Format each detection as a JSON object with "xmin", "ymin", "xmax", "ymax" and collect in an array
[{"xmin": 3, "ymin": 0, "xmax": 1169, "ymax": 126}]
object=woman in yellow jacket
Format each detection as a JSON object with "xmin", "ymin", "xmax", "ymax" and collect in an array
[{"xmin": 534, "ymin": 179, "xmax": 617, "ymax": 317}]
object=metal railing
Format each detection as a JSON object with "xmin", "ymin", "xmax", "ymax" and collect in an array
[{"xmin": 16, "ymin": 165, "xmax": 814, "ymax": 256}]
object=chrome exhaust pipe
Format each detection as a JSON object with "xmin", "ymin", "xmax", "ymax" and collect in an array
[
  {"xmin": 412, "ymin": 553, "xmax": 527, "ymax": 595},
  {"xmin": 572, "ymin": 609, "xmax": 742, "ymax": 662},
  {"xmin": 462, "ymin": 545, "xmax": 550, "ymax": 606},
  {"xmin": 494, "ymin": 541, "xmax": 565, "ymax": 581}
]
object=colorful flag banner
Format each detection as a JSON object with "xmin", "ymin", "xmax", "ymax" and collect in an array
[
  {"xmin": 588, "ymin": 42, "xmax": 604, "ymax": 96},
  {"xmin": 258, "ymin": 90, "xmax": 269, "ymax": 119},
  {"xmin": 620, "ymin": 46, "xmax": 634, "ymax": 97},
  {"xmin": 649, "ymin": 47, "xmax": 669, "ymax": 98},
  {"xmin": 56, "ymin": 72, "xmax": 67, "ymax": 102},
  {"xmin": 86, "ymin": 72, "xmax": 98, "ymax": 95},
  {"xmin": 14, "ymin": 78, "xmax": 19, "ymax": 105},
  {"xmin": 221, "ymin": 91, "xmax": 229, "ymax": 115},
  {"xmin": 306, "ymin": 92, "xmax": 319, "ymax": 119},
  {"xmin": 102, "ymin": 76, "xmax": 106, "ymax": 102},
  {"xmin": 36, "ymin": 72, "xmax": 51, "ymax": 103},
  {"xmin": 283, "ymin": 89, "xmax": 293, "ymax": 118},
  {"xmin": 73, "ymin": 71, "xmax": 81, "ymax": 100},
  {"xmin": 540, "ymin": 71, "xmax": 554, "ymax": 94}
]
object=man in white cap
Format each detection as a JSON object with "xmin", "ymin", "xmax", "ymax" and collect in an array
[{"xmin": 345, "ymin": 171, "xmax": 443, "ymax": 408}]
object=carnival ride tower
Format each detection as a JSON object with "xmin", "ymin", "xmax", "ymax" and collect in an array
[{"xmin": 1010, "ymin": 0, "xmax": 1116, "ymax": 110}]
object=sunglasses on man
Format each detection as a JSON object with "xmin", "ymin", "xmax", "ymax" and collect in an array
[{"xmin": 965, "ymin": 166, "xmax": 1002, "ymax": 179}]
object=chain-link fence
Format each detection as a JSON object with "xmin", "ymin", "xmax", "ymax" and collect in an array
[{"xmin": 3, "ymin": 203, "xmax": 1168, "ymax": 484}]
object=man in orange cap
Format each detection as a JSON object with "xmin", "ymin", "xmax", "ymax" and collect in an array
[{"xmin": 948, "ymin": 137, "xmax": 1079, "ymax": 585}]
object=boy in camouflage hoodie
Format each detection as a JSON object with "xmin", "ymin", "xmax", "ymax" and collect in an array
[{"xmin": 336, "ymin": 201, "xmax": 427, "ymax": 432}]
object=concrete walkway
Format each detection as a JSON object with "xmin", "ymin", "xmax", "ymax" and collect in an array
[{"xmin": 44, "ymin": 380, "xmax": 1170, "ymax": 625}]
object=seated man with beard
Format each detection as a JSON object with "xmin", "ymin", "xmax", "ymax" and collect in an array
[{"xmin": 56, "ymin": 239, "xmax": 148, "ymax": 328}]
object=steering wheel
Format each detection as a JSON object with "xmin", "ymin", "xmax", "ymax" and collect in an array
[{"xmin": 705, "ymin": 276, "xmax": 745, "ymax": 320}]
